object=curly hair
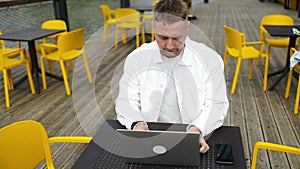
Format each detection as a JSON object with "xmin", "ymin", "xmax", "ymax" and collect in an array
[{"xmin": 153, "ymin": 0, "xmax": 188, "ymax": 24}]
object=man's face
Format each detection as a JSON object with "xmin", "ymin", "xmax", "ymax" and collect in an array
[{"xmin": 154, "ymin": 20, "xmax": 189, "ymax": 58}]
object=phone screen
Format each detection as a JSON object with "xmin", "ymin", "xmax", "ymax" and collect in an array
[{"xmin": 215, "ymin": 144, "xmax": 234, "ymax": 165}]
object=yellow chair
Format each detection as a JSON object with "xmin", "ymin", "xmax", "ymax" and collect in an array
[
  {"xmin": 260, "ymin": 14, "xmax": 294, "ymax": 62},
  {"xmin": 36, "ymin": 20, "xmax": 68, "ymax": 74},
  {"xmin": 0, "ymin": 30, "xmax": 25, "ymax": 90},
  {"xmin": 285, "ymin": 48, "xmax": 300, "ymax": 114},
  {"xmin": 36, "ymin": 20, "xmax": 68, "ymax": 55},
  {"xmin": 0, "ymin": 120, "xmax": 92, "ymax": 169},
  {"xmin": 0, "ymin": 31, "xmax": 23, "ymax": 59},
  {"xmin": 0, "ymin": 48, "xmax": 35, "ymax": 107},
  {"xmin": 142, "ymin": 0, "xmax": 159, "ymax": 42},
  {"xmin": 251, "ymin": 142, "xmax": 300, "ymax": 169},
  {"xmin": 100, "ymin": 4, "xmax": 116, "ymax": 43},
  {"xmin": 223, "ymin": 25, "xmax": 269, "ymax": 94},
  {"xmin": 114, "ymin": 8, "xmax": 145, "ymax": 48},
  {"xmin": 142, "ymin": 12, "xmax": 154, "ymax": 41},
  {"xmin": 40, "ymin": 28, "xmax": 92, "ymax": 95}
]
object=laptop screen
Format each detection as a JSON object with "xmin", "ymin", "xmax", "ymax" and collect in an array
[{"xmin": 116, "ymin": 129, "xmax": 200, "ymax": 166}]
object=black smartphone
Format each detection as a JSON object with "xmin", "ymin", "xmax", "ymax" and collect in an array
[{"xmin": 215, "ymin": 143, "xmax": 234, "ymax": 165}]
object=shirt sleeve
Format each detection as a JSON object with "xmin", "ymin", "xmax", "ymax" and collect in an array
[
  {"xmin": 115, "ymin": 52, "xmax": 145, "ymax": 129},
  {"xmin": 189, "ymin": 47, "xmax": 229, "ymax": 136}
]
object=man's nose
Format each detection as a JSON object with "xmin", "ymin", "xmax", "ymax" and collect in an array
[{"xmin": 166, "ymin": 38, "xmax": 174, "ymax": 49}]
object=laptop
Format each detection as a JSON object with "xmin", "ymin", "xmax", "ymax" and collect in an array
[{"xmin": 116, "ymin": 129, "xmax": 200, "ymax": 167}]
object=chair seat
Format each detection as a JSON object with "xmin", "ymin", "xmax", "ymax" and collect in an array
[
  {"xmin": 42, "ymin": 50, "xmax": 81, "ymax": 61},
  {"xmin": 107, "ymin": 18, "xmax": 117, "ymax": 24},
  {"xmin": 241, "ymin": 47, "xmax": 260, "ymax": 59},
  {"xmin": 227, "ymin": 46, "xmax": 260, "ymax": 59},
  {"xmin": 265, "ymin": 37, "xmax": 289, "ymax": 47},
  {"xmin": 61, "ymin": 50, "xmax": 82, "ymax": 61}
]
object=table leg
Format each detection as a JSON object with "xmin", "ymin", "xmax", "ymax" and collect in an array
[
  {"xmin": 28, "ymin": 41, "xmax": 40, "ymax": 93},
  {"xmin": 269, "ymin": 67, "xmax": 289, "ymax": 90},
  {"xmin": 268, "ymin": 36, "xmax": 296, "ymax": 90}
]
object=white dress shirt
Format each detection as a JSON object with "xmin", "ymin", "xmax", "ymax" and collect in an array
[{"xmin": 115, "ymin": 37, "xmax": 229, "ymax": 136}]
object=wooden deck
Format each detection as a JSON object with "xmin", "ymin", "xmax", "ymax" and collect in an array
[{"xmin": 1, "ymin": 0, "xmax": 300, "ymax": 168}]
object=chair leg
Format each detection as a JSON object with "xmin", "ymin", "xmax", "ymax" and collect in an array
[
  {"xmin": 107, "ymin": 24, "xmax": 111, "ymax": 39},
  {"xmin": 267, "ymin": 45, "xmax": 271, "ymax": 59},
  {"xmin": 248, "ymin": 59, "xmax": 253, "ymax": 80},
  {"xmin": 69, "ymin": 60, "xmax": 74, "ymax": 72},
  {"xmin": 136, "ymin": 26, "xmax": 140, "ymax": 48},
  {"xmin": 223, "ymin": 51, "xmax": 228, "ymax": 70},
  {"xmin": 141, "ymin": 24, "xmax": 145, "ymax": 44},
  {"xmin": 294, "ymin": 75, "xmax": 300, "ymax": 115},
  {"xmin": 115, "ymin": 26, "xmax": 119, "ymax": 48},
  {"xmin": 122, "ymin": 29, "xmax": 127, "ymax": 44},
  {"xmin": 48, "ymin": 60, "xmax": 56, "ymax": 81},
  {"xmin": 256, "ymin": 58, "xmax": 260, "ymax": 66},
  {"xmin": 60, "ymin": 60, "xmax": 71, "ymax": 95},
  {"xmin": 26, "ymin": 48, "xmax": 32, "ymax": 70},
  {"xmin": 231, "ymin": 58, "xmax": 242, "ymax": 94},
  {"xmin": 48, "ymin": 60, "xmax": 55, "ymax": 74},
  {"xmin": 82, "ymin": 52, "xmax": 92, "ymax": 83},
  {"xmin": 284, "ymin": 69, "xmax": 293, "ymax": 98},
  {"xmin": 103, "ymin": 24, "xmax": 107, "ymax": 43},
  {"xmin": 263, "ymin": 55, "xmax": 269, "ymax": 91},
  {"xmin": 25, "ymin": 60, "xmax": 36, "ymax": 94},
  {"xmin": 151, "ymin": 24, "xmax": 155, "ymax": 42},
  {"xmin": 7, "ymin": 70, "xmax": 14, "ymax": 90},
  {"xmin": 40, "ymin": 57, "xmax": 48, "ymax": 90},
  {"xmin": 3, "ymin": 69, "xmax": 10, "ymax": 107}
]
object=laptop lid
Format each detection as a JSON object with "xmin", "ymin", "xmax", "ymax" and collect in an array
[{"xmin": 116, "ymin": 129, "xmax": 200, "ymax": 167}]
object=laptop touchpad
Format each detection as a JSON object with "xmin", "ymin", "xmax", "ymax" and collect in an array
[{"xmin": 153, "ymin": 145, "xmax": 167, "ymax": 154}]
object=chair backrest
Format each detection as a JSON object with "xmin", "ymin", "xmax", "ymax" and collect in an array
[
  {"xmin": 0, "ymin": 120, "xmax": 54, "ymax": 169},
  {"xmin": 260, "ymin": 14, "xmax": 294, "ymax": 42},
  {"xmin": 114, "ymin": 8, "xmax": 140, "ymax": 23},
  {"xmin": 58, "ymin": 28, "xmax": 85, "ymax": 53},
  {"xmin": 224, "ymin": 25, "xmax": 245, "ymax": 56},
  {"xmin": 100, "ymin": 4, "xmax": 113, "ymax": 24},
  {"xmin": 41, "ymin": 19, "xmax": 68, "ymax": 31}
]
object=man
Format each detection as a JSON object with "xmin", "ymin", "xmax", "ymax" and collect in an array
[{"xmin": 115, "ymin": 0, "xmax": 228, "ymax": 154}]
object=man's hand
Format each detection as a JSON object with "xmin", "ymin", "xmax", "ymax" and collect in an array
[
  {"xmin": 132, "ymin": 122, "xmax": 149, "ymax": 131},
  {"xmin": 188, "ymin": 125, "xmax": 210, "ymax": 154}
]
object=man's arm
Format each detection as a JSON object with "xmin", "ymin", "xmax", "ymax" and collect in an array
[
  {"xmin": 190, "ymin": 50, "xmax": 229, "ymax": 136},
  {"xmin": 115, "ymin": 53, "xmax": 145, "ymax": 129}
]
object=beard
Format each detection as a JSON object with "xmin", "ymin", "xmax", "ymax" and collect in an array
[{"xmin": 160, "ymin": 48, "xmax": 182, "ymax": 58}]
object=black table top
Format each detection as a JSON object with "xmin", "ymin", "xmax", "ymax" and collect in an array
[
  {"xmin": 0, "ymin": 28, "xmax": 64, "ymax": 42},
  {"xmin": 263, "ymin": 25, "xmax": 300, "ymax": 37},
  {"xmin": 72, "ymin": 120, "xmax": 247, "ymax": 169}
]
